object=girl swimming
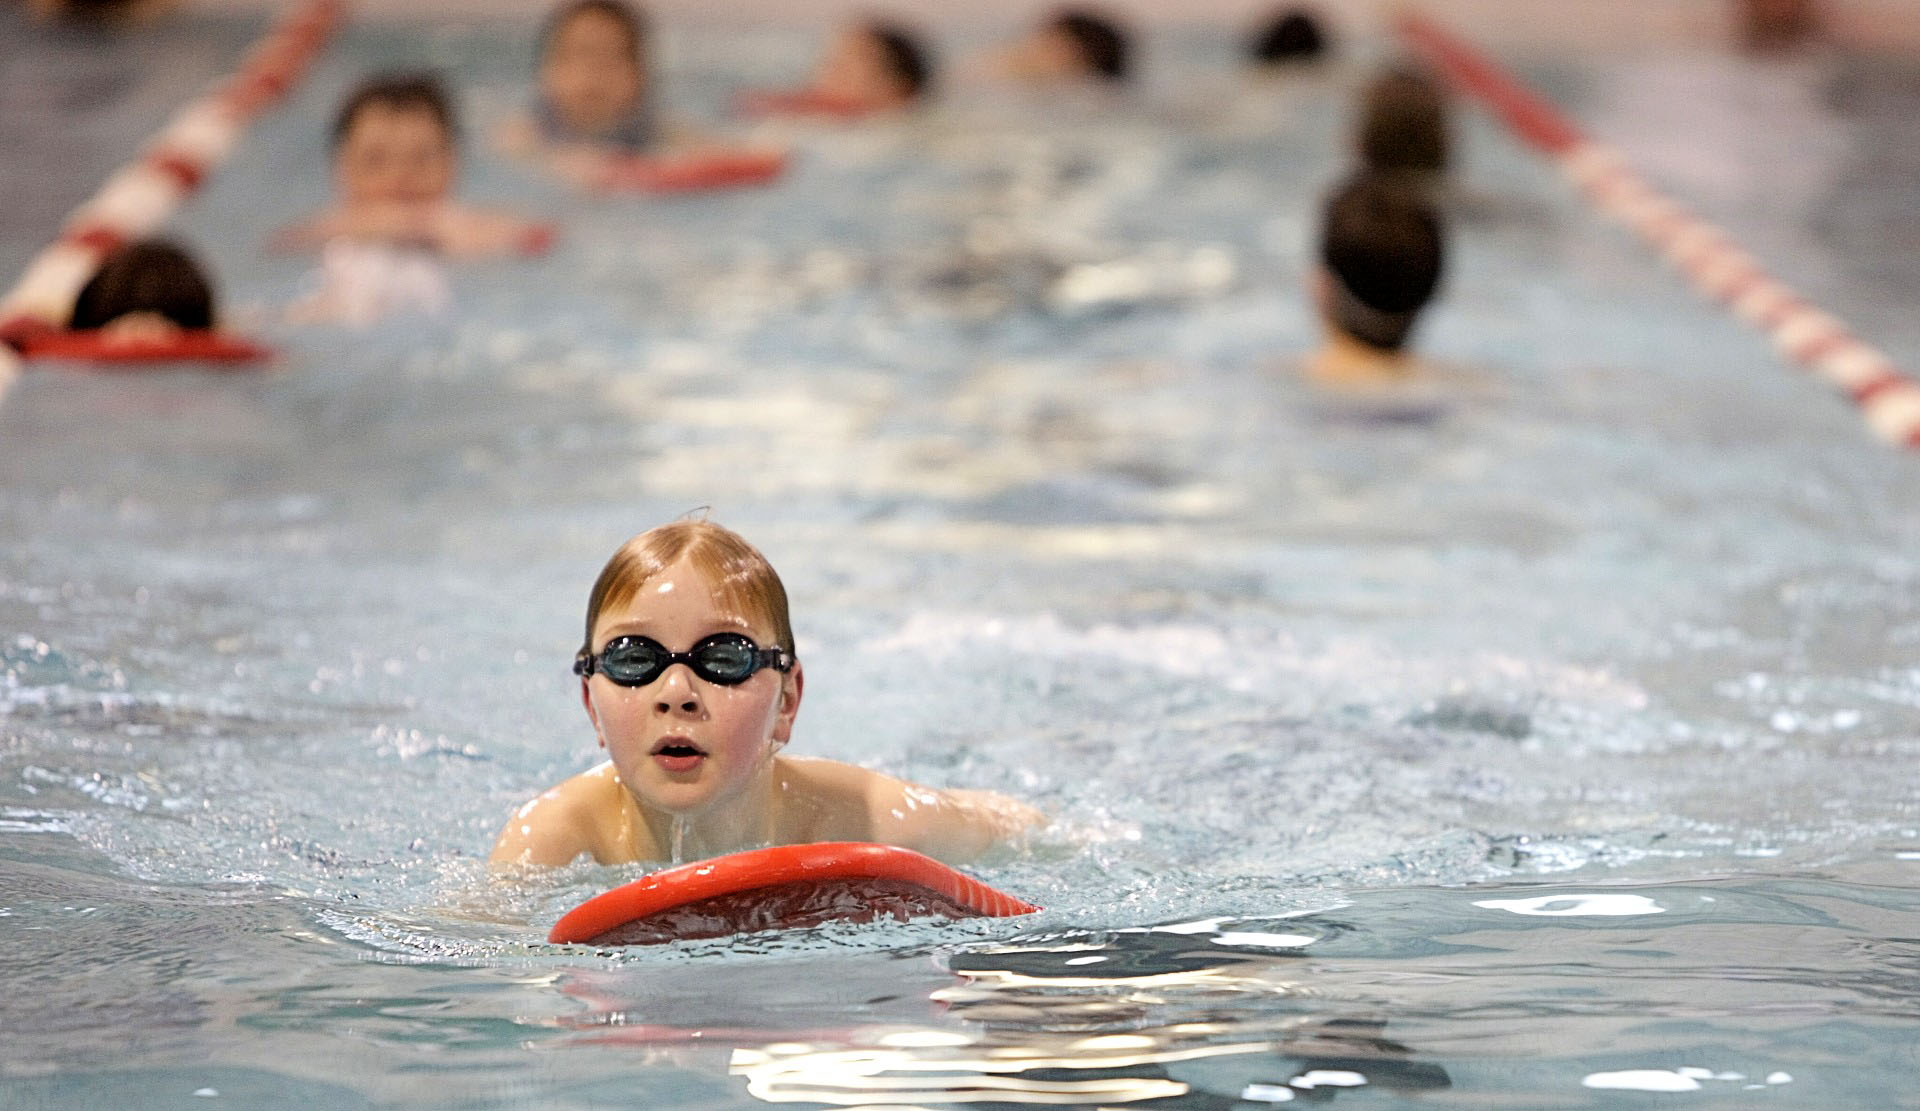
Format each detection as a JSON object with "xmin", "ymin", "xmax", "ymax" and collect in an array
[{"xmin": 490, "ymin": 521, "xmax": 1043, "ymax": 869}]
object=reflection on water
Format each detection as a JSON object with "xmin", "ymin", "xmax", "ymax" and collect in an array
[
  {"xmin": 519, "ymin": 873, "xmax": 1920, "ymax": 1108},
  {"xmin": 552, "ymin": 911, "xmax": 1449, "ymax": 1107}
]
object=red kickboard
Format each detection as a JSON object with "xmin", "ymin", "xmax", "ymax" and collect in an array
[
  {"xmin": 11, "ymin": 328, "xmax": 272, "ymax": 368},
  {"xmin": 598, "ymin": 150, "xmax": 789, "ymax": 194},
  {"xmin": 549, "ymin": 841, "xmax": 1038, "ymax": 946}
]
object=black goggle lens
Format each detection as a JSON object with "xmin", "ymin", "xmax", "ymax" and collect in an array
[
  {"xmin": 577, "ymin": 633, "xmax": 787, "ymax": 687},
  {"xmin": 691, "ymin": 635, "xmax": 756, "ymax": 679},
  {"xmin": 600, "ymin": 638, "xmax": 671, "ymax": 684}
]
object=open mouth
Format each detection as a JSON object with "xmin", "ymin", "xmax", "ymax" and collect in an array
[{"xmin": 651, "ymin": 738, "xmax": 708, "ymax": 759}]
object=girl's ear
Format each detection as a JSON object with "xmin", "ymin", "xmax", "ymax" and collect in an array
[
  {"xmin": 771, "ymin": 661, "xmax": 805, "ymax": 744},
  {"xmin": 581, "ymin": 678, "xmax": 605, "ymax": 748}
]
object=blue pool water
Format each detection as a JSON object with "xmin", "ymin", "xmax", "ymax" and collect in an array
[{"xmin": 3, "ymin": 10, "xmax": 1919, "ymax": 1109}]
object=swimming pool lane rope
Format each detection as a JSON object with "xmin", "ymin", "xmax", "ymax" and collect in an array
[
  {"xmin": 0, "ymin": 0, "xmax": 346, "ymax": 407},
  {"xmin": 1398, "ymin": 13, "xmax": 1920, "ymax": 451}
]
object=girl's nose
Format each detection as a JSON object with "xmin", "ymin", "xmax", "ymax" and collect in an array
[{"xmin": 653, "ymin": 664, "xmax": 703, "ymax": 716}]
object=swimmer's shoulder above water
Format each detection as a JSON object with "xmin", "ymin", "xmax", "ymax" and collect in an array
[{"xmin": 488, "ymin": 520, "xmax": 1043, "ymax": 872}]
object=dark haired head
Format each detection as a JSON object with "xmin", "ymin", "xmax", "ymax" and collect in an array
[
  {"xmin": 1358, "ymin": 66, "xmax": 1450, "ymax": 176},
  {"xmin": 866, "ymin": 20, "xmax": 931, "ymax": 100},
  {"xmin": 1050, "ymin": 9, "xmax": 1130, "ymax": 82},
  {"xmin": 1318, "ymin": 175, "xmax": 1444, "ymax": 352},
  {"xmin": 69, "ymin": 239, "xmax": 215, "ymax": 331},
  {"xmin": 1251, "ymin": 9, "xmax": 1328, "ymax": 65},
  {"xmin": 539, "ymin": 0, "xmax": 649, "ymax": 65},
  {"xmin": 330, "ymin": 73, "xmax": 458, "ymax": 152}
]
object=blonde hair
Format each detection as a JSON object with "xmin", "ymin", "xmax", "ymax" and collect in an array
[{"xmin": 581, "ymin": 520, "xmax": 794, "ymax": 655}]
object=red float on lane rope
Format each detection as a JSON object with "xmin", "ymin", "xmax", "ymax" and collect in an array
[{"xmin": 549, "ymin": 842, "xmax": 1039, "ymax": 946}]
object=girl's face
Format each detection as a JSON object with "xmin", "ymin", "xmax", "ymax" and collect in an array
[
  {"xmin": 334, "ymin": 104, "xmax": 455, "ymax": 208},
  {"xmin": 540, "ymin": 9, "xmax": 646, "ymax": 134},
  {"xmin": 581, "ymin": 556, "xmax": 800, "ymax": 819}
]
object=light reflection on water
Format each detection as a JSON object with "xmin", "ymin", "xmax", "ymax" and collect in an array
[{"xmin": 514, "ymin": 871, "xmax": 1920, "ymax": 1108}]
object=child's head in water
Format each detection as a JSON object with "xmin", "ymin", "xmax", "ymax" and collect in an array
[
  {"xmin": 69, "ymin": 239, "xmax": 215, "ymax": 334},
  {"xmin": 1357, "ymin": 66, "xmax": 1450, "ymax": 181},
  {"xmin": 1007, "ymin": 8, "xmax": 1130, "ymax": 84},
  {"xmin": 1250, "ymin": 8, "xmax": 1329, "ymax": 67},
  {"xmin": 330, "ymin": 73, "xmax": 458, "ymax": 208},
  {"xmin": 577, "ymin": 520, "xmax": 802, "ymax": 820},
  {"xmin": 537, "ymin": 0, "xmax": 650, "ymax": 142},
  {"xmin": 1317, "ymin": 174, "xmax": 1445, "ymax": 353},
  {"xmin": 814, "ymin": 21, "xmax": 931, "ymax": 108}
]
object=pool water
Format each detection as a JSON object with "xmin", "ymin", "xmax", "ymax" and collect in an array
[{"xmin": 3, "ymin": 10, "xmax": 1919, "ymax": 1109}]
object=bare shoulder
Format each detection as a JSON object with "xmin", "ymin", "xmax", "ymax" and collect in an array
[
  {"xmin": 770, "ymin": 756, "xmax": 881, "ymax": 842},
  {"xmin": 489, "ymin": 762, "xmax": 651, "ymax": 870},
  {"xmin": 775, "ymin": 757, "xmax": 1043, "ymax": 865}
]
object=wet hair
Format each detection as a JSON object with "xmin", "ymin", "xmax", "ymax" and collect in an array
[
  {"xmin": 1357, "ymin": 66, "xmax": 1450, "ymax": 177},
  {"xmin": 582, "ymin": 520, "xmax": 796, "ymax": 658},
  {"xmin": 867, "ymin": 20, "xmax": 932, "ymax": 100},
  {"xmin": 1318, "ymin": 175, "xmax": 1444, "ymax": 352},
  {"xmin": 538, "ymin": 0, "xmax": 649, "ymax": 67},
  {"xmin": 1250, "ymin": 9, "xmax": 1328, "ymax": 65},
  {"xmin": 1050, "ymin": 9, "xmax": 1130, "ymax": 82},
  {"xmin": 329, "ymin": 73, "xmax": 459, "ymax": 152},
  {"xmin": 68, "ymin": 239, "xmax": 215, "ymax": 331}
]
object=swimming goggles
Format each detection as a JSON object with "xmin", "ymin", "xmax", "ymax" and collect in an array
[{"xmin": 574, "ymin": 633, "xmax": 793, "ymax": 687}]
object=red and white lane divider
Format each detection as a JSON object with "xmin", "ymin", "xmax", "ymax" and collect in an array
[
  {"xmin": 1398, "ymin": 13, "xmax": 1920, "ymax": 450},
  {"xmin": 0, "ymin": 0, "xmax": 346, "ymax": 398}
]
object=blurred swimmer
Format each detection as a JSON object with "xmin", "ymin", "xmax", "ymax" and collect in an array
[
  {"xmin": 1249, "ymin": 7, "xmax": 1330, "ymax": 68},
  {"xmin": 68, "ymin": 239, "xmax": 214, "ymax": 339},
  {"xmin": 0, "ymin": 237, "xmax": 273, "ymax": 363},
  {"xmin": 537, "ymin": 0, "xmax": 653, "ymax": 146},
  {"xmin": 502, "ymin": 0, "xmax": 785, "ymax": 189},
  {"xmin": 1305, "ymin": 173, "xmax": 1445, "ymax": 390},
  {"xmin": 1356, "ymin": 65, "xmax": 1451, "ymax": 193},
  {"xmin": 740, "ymin": 20, "xmax": 932, "ymax": 118},
  {"xmin": 490, "ymin": 520, "xmax": 1043, "ymax": 870},
  {"xmin": 281, "ymin": 73, "xmax": 549, "ymax": 258},
  {"xmin": 498, "ymin": 0, "xmax": 655, "ymax": 175},
  {"xmin": 995, "ymin": 8, "xmax": 1132, "ymax": 85}
]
